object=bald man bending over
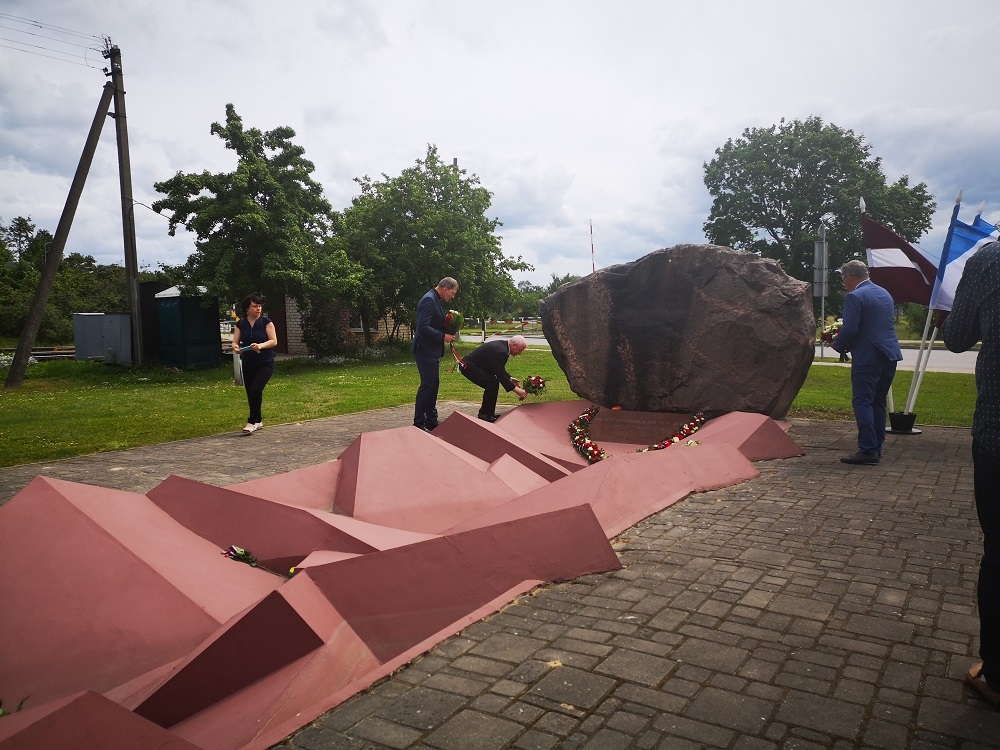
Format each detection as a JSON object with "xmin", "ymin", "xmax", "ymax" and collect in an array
[{"xmin": 459, "ymin": 335, "xmax": 529, "ymax": 422}]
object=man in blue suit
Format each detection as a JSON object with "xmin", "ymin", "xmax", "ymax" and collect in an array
[
  {"xmin": 412, "ymin": 277, "xmax": 458, "ymax": 431},
  {"xmin": 832, "ymin": 260, "xmax": 903, "ymax": 465}
]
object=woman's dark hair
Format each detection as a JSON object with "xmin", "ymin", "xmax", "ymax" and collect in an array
[{"xmin": 241, "ymin": 293, "xmax": 264, "ymax": 315}]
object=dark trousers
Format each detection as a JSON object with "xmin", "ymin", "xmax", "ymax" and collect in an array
[
  {"xmin": 242, "ymin": 360, "xmax": 274, "ymax": 424},
  {"xmin": 460, "ymin": 360, "xmax": 499, "ymax": 417},
  {"xmin": 973, "ymin": 439, "xmax": 1000, "ymax": 688},
  {"xmin": 413, "ymin": 355, "xmax": 441, "ymax": 427},
  {"xmin": 850, "ymin": 353, "xmax": 897, "ymax": 455}
]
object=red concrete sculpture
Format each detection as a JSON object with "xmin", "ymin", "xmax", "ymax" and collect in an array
[{"xmin": 0, "ymin": 404, "xmax": 802, "ymax": 750}]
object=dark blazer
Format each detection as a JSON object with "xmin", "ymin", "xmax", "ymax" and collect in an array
[
  {"xmin": 462, "ymin": 340, "xmax": 516, "ymax": 392},
  {"xmin": 412, "ymin": 288, "xmax": 447, "ymax": 359},
  {"xmin": 832, "ymin": 279, "xmax": 903, "ymax": 366}
]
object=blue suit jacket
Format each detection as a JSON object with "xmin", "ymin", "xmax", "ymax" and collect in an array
[
  {"xmin": 411, "ymin": 288, "xmax": 447, "ymax": 359},
  {"xmin": 832, "ymin": 279, "xmax": 903, "ymax": 366}
]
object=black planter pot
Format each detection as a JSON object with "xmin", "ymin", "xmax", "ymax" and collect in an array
[{"xmin": 888, "ymin": 411, "xmax": 921, "ymax": 435}]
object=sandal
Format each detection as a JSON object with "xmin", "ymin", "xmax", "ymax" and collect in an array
[{"xmin": 965, "ymin": 661, "xmax": 1000, "ymax": 709}]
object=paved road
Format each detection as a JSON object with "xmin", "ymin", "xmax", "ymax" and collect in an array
[
  {"xmin": 2, "ymin": 407, "xmax": 995, "ymax": 748},
  {"xmin": 481, "ymin": 334, "xmax": 980, "ymax": 374},
  {"xmin": 817, "ymin": 344, "xmax": 978, "ymax": 374}
]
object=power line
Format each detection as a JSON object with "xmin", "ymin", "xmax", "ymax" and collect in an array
[
  {"xmin": 0, "ymin": 11, "xmax": 104, "ymax": 68},
  {"xmin": 0, "ymin": 22, "xmax": 101, "ymax": 50},
  {"xmin": 0, "ymin": 12, "xmax": 102, "ymax": 43},
  {"xmin": 0, "ymin": 40, "xmax": 99, "ymax": 67}
]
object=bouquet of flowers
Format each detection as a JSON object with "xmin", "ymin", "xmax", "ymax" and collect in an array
[
  {"xmin": 221, "ymin": 544, "xmax": 287, "ymax": 577},
  {"xmin": 522, "ymin": 375, "xmax": 546, "ymax": 395},
  {"xmin": 820, "ymin": 318, "xmax": 842, "ymax": 343},
  {"xmin": 445, "ymin": 310, "xmax": 464, "ymax": 337}
]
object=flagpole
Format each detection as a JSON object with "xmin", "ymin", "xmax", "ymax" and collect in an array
[
  {"xmin": 903, "ymin": 306, "xmax": 935, "ymax": 413},
  {"xmin": 908, "ymin": 324, "xmax": 939, "ymax": 414},
  {"xmin": 905, "ymin": 190, "xmax": 962, "ymax": 414}
]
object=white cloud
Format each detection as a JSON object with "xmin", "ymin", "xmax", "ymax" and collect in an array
[{"xmin": 2, "ymin": 0, "xmax": 999, "ymax": 286}]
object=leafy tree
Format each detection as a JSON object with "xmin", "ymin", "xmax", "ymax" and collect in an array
[
  {"xmin": 544, "ymin": 273, "xmax": 582, "ymax": 295},
  {"xmin": 0, "ymin": 214, "xmax": 183, "ymax": 344},
  {"xmin": 151, "ymin": 104, "xmax": 361, "ymax": 310},
  {"xmin": 0, "ymin": 216, "xmax": 36, "ymax": 262},
  {"xmin": 703, "ymin": 116, "xmax": 935, "ymax": 312},
  {"xmin": 509, "ymin": 280, "xmax": 545, "ymax": 318},
  {"xmin": 337, "ymin": 145, "xmax": 531, "ymax": 344}
]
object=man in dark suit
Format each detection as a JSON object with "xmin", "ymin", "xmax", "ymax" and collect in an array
[
  {"xmin": 459, "ymin": 335, "xmax": 529, "ymax": 422},
  {"xmin": 832, "ymin": 260, "xmax": 903, "ymax": 465},
  {"xmin": 412, "ymin": 277, "xmax": 458, "ymax": 431},
  {"xmin": 942, "ymin": 241, "xmax": 1000, "ymax": 706}
]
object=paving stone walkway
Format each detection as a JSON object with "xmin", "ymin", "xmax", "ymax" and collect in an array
[{"xmin": 2, "ymin": 408, "xmax": 997, "ymax": 749}]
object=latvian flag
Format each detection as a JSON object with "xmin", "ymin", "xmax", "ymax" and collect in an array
[{"xmin": 863, "ymin": 213, "xmax": 937, "ymax": 306}]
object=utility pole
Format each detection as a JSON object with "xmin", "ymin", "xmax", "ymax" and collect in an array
[
  {"xmin": 104, "ymin": 43, "xmax": 144, "ymax": 366},
  {"xmin": 5, "ymin": 83, "xmax": 116, "ymax": 388},
  {"xmin": 813, "ymin": 224, "xmax": 829, "ymax": 358}
]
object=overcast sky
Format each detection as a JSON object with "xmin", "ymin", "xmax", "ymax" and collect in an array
[{"xmin": 2, "ymin": 0, "xmax": 998, "ymax": 288}]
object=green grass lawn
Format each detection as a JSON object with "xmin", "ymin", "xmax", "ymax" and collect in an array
[{"xmin": 0, "ymin": 347, "xmax": 976, "ymax": 468}]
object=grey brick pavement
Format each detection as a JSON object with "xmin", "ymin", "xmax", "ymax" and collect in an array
[{"xmin": 2, "ymin": 408, "xmax": 997, "ymax": 748}]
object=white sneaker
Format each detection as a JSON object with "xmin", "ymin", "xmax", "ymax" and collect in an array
[
  {"xmin": 242, "ymin": 423, "xmax": 260, "ymax": 434},
  {"xmin": 253, "ymin": 422, "xmax": 263, "ymax": 431}
]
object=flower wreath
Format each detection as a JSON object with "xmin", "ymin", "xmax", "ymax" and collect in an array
[
  {"xmin": 568, "ymin": 406, "xmax": 606, "ymax": 463},
  {"xmin": 636, "ymin": 411, "xmax": 706, "ymax": 452},
  {"xmin": 567, "ymin": 407, "xmax": 707, "ymax": 464}
]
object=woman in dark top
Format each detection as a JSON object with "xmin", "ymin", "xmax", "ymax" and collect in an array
[{"xmin": 231, "ymin": 293, "xmax": 278, "ymax": 433}]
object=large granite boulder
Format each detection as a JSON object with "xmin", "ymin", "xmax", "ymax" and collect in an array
[{"xmin": 539, "ymin": 244, "xmax": 814, "ymax": 418}]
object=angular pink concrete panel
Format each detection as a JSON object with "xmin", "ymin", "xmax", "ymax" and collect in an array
[
  {"xmin": 125, "ymin": 576, "xmax": 381, "ymax": 750},
  {"xmin": 333, "ymin": 427, "xmax": 529, "ymax": 533},
  {"xmin": 306, "ymin": 504, "xmax": 622, "ymax": 663},
  {"xmin": 148, "ymin": 475, "xmax": 378, "ymax": 572},
  {"xmin": 433, "ymin": 411, "xmax": 573, "ymax": 482},
  {"xmin": 0, "ymin": 401, "xmax": 804, "ymax": 750},
  {"xmin": 694, "ymin": 411, "xmax": 804, "ymax": 461},
  {"xmin": 489, "ymin": 400, "xmax": 595, "ymax": 469},
  {"xmin": 0, "ymin": 477, "xmax": 279, "ymax": 708},
  {"xmin": 0, "ymin": 691, "xmax": 205, "ymax": 750},
  {"xmin": 226, "ymin": 460, "xmax": 342, "ymax": 510},
  {"xmin": 445, "ymin": 442, "xmax": 760, "ymax": 538}
]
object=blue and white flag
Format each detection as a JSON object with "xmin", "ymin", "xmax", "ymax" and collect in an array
[{"xmin": 930, "ymin": 211, "xmax": 1000, "ymax": 311}]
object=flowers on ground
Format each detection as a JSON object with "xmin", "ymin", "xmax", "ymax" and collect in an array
[
  {"xmin": 568, "ymin": 407, "xmax": 709, "ymax": 463},
  {"xmin": 221, "ymin": 544, "xmax": 287, "ymax": 577},
  {"xmin": 568, "ymin": 406, "xmax": 607, "ymax": 463},
  {"xmin": 522, "ymin": 375, "xmax": 546, "ymax": 395},
  {"xmin": 636, "ymin": 412, "xmax": 707, "ymax": 452}
]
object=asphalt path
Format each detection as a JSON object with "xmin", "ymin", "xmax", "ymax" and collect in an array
[
  {"xmin": 816, "ymin": 343, "xmax": 978, "ymax": 373},
  {"xmin": 478, "ymin": 334, "xmax": 979, "ymax": 374}
]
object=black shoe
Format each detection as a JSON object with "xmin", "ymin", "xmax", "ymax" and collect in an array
[
  {"xmin": 414, "ymin": 424, "xmax": 433, "ymax": 433},
  {"xmin": 840, "ymin": 451, "xmax": 879, "ymax": 465},
  {"xmin": 477, "ymin": 414, "xmax": 498, "ymax": 423},
  {"xmin": 425, "ymin": 420, "xmax": 440, "ymax": 430}
]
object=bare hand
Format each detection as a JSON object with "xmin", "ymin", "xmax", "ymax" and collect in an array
[
  {"xmin": 444, "ymin": 334, "xmax": 456, "ymax": 344},
  {"xmin": 515, "ymin": 387, "xmax": 527, "ymax": 400}
]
